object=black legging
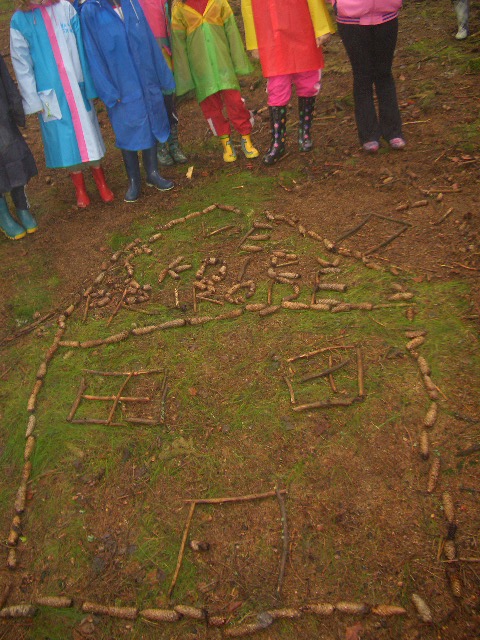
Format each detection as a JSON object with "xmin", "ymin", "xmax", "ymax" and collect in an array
[{"xmin": 337, "ymin": 18, "xmax": 403, "ymax": 145}]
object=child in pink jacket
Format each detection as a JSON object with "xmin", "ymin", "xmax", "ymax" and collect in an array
[{"xmin": 332, "ymin": 0, "xmax": 405, "ymax": 152}]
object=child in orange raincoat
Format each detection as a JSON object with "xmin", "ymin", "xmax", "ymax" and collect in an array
[{"xmin": 241, "ymin": 0, "xmax": 335, "ymax": 164}]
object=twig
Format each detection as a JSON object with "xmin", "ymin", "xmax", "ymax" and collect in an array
[
  {"xmin": 205, "ymin": 225, "xmax": 235, "ymax": 238},
  {"xmin": 275, "ymin": 487, "xmax": 289, "ymax": 597},
  {"xmin": 160, "ymin": 370, "xmax": 169, "ymax": 423},
  {"xmin": 237, "ymin": 256, "xmax": 252, "ymax": 282},
  {"xmin": 67, "ymin": 377, "xmax": 88, "ymax": 422},
  {"xmin": 83, "ymin": 369, "xmax": 164, "ymax": 376},
  {"xmin": 107, "ymin": 288, "xmax": 128, "ymax": 326},
  {"xmin": 433, "ymin": 207, "xmax": 453, "ymax": 226},
  {"xmin": 292, "ymin": 398, "xmax": 354, "ymax": 412},
  {"xmin": 107, "ymin": 373, "xmax": 132, "ymax": 425},
  {"xmin": 168, "ymin": 502, "xmax": 196, "ymax": 600},
  {"xmin": 184, "ymin": 489, "xmax": 287, "ymax": 505},
  {"xmin": 83, "ymin": 295, "xmax": 91, "ymax": 323},
  {"xmin": 82, "ymin": 395, "xmax": 150, "ymax": 402},
  {"xmin": 328, "ymin": 355, "xmax": 337, "ymax": 393},
  {"xmin": 70, "ymin": 418, "xmax": 124, "ymax": 426},
  {"xmin": 267, "ymin": 280, "xmax": 274, "ymax": 305},
  {"xmin": 193, "ymin": 285, "xmax": 197, "ymax": 313},
  {"xmin": 287, "ymin": 345, "xmax": 355, "ymax": 363},
  {"xmin": 284, "ymin": 376, "xmax": 296, "ymax": 404},
  {"xmin": 300, "ymin": 359, "xmax": 350, "ymax": 383},
  {"xmin": 357, "ymin": 348, "xmax": 365, "ymax": 397}
]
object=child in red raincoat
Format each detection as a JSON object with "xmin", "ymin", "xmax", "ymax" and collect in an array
[{"xmin": 241, "ymin": 0, "xmax": 335, "ymax": 164}]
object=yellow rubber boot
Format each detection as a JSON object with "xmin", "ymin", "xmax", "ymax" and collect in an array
[
  {"xmin": 240, "ymin": 134, "xmax": 259, "ymax": 159},
  {"xmin": 219, "ymin": 135, "xmax": 237, "ymax": 163}
]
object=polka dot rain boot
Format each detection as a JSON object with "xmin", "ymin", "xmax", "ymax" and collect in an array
[
  {"xmin": 263, "ymin": 105, "xmax": 287, "ymax": 165},
  {"xmin": 298, "ymin": 96, "xmax": 316, "ymax": 152}
]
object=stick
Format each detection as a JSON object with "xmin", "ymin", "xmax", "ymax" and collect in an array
[
  {"xmin": 237, "ymin": 257, "xmax": 252, "ymax": 282},
  {"xmin": 70, "ymin": 419, "xmax": 125, "ymax": 426},
  {"xmin": 107, "ymin": 373, "xmax": 132, "ymax": 425},
  {"xmin": 67, "ymin": 377, "xmax": 88, "ymax": 422},
  {"xmin": 107, "ymin": 288, "xmax": 128, "ymax": 326},
  {"xmin": 365, "ymin": 225, "xmax": 410, "ymax": 256},
  {"xmin": 184, "ymin": 489, "xmax": 287, "ymax": 505},
  {"xmin": 82, "ymin": 395, "xmax": 150, "ymax": 402},
  {"xmin": 193, "ymin": 285, "xmax": 197, "ymax": 313},
  {"xmin": 284, "ymin": 376, "xmax": 296, "ymax": 404},
  {"xmin": 275, "ymin": 487, "xmax": 289, "ymax": 597},
  {"xmin": 300, "ymin": 359, "xmax": 350, "ymax": 383},
  {"xmin": 287, "ymin": 345, "xmax": 355, "ymax": 363},
  {"xmin": 237, "ymin": 228, "xmax": 254, "ymax": 249},
  {"xmin": 196, "ymin": 296, "xmax": 224, "ymax": 306},
  {"xmin": 0, "ymin": 583, "xmax": 12, "ymax": 610},
  {"xmin": 292, "ymin": 398, "xmax": 354, "ymax": 412},
  {"xmin": 328, "ymin": 355, "xmax": 338, "ymax": 393},
  {"xmin": 83, "ymin": 295, "xmax": 91, "ymax": 323},
  {"xmin": 357, "ymin": 348, "xmax": 365, "ymax": 397},
  {"xmin": 168, "ymin": 502, "xmax": 196, "ymax": 600},
  {"xmin": 83, "ymin": 369, "xmax": 164, "ymax": 376},
  {"xmin": 205, "ymin": 225, "xmax": 235, "ymax": 238},
  {"xmin": 267, "ymin": 280, "xmax": 274, "ymax": 305},
  {"xmin": 160, "ymin": 370, "xmax": 168, "ymax": 423}
]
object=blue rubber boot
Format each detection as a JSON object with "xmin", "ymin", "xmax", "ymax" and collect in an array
[
  {"xmin": 121, "ymin": 150, "xmax": 141, "ymax": 202},
  {"xmin": 143, "ymin": 146, "xmax": 174, "ymax": 192},
  {"xmin": 16, "ymin": 209, "xmax": 38, "ymax": 234},
  {"xmin": 0, "ymin": 197, "xmax": 26, "ymax": 240}
]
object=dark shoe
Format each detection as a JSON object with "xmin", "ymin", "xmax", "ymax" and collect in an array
[
  {"xmin": 91, "ymin": 165, "xmax": 114, "ymax": 202},
  {"xmin": 70, "ymin": 172, "xmax": 90, "ymax": 207},
  {"xmin": 263, "ymin": 105, "xmax": 287, "ymax": 165},
  {"xmin": 298, "ymin": 96, "xmax": 316, "ymax": 152},
  {"xmin": 0, "ymin": 197, "xmax": 26, "ymax": 240},
  {"xmin": 121, "ymin": 150, "xmax": 142, "ymax": 202},
  {"xmin": 157, "ymin": 142, "xmax": 174, "ymax": 167},
  {"xmin": 16, "ymin": 209, "xmax": 38, "ymax": 234},
  {"xmin": 168, "ymin": 124, "xmax": 188, "ymax": 164},
  {"xmin": 143, "ymin": 146, "xmax": 174, "ymax": 191}
]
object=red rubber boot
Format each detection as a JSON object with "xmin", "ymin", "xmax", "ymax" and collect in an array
[
  {"xmin": 91, "ymin": 165, "xmax": 114, "ymax": 203},
  {"xmin": 70, "ymin": 172, "xmax": 90, "ymax": 208}
]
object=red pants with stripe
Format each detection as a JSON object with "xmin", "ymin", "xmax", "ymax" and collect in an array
[{"xmin": 200, "ymin": 89, "xmax": 253, "ymax": 137}]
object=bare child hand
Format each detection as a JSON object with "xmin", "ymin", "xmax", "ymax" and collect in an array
[{"xmin": 251, "ymin": 49, "xmax": 260, "ymax": 59}]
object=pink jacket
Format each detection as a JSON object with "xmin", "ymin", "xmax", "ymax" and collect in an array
[{"xmin": 332, "ymin": 0, "xmax": 402, "ymax": 25}]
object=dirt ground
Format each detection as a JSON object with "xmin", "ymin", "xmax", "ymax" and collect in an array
[{"xmin": 0, "ymin": 1, "xmax": 479, "ymax": 639}]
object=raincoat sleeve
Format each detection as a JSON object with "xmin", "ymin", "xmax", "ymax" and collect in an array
[
  {"xmin": 222, "ymin": 0, "xmax": 253, "ymax": 75},
  {"xmin": 139, "ymin": 0, "xmax": 176, "ymax": 94},
  {"xmin": 9, "ymin": 24, "xmax": 43, "ymax": 115},
  {"xmin": 307, "ymin": 0, "xmax": 336, "ymax": 37},
  {"xmin": 240, "ymin": 0, "xmax": 257, "ymax": 51},
  {"xmin": 80, "ymin": 6, "xmax": 121, "ymax": 109},
  {"xmin": 0, "ymin": 54, "xmax": 26, "ymax": 127},
  {"xmin": 70, "ymin": 8, "xmax": 98, "ymax": 100},
  {"xmin": 170, "ymin": 5, "xmax": 195, "ymax": 97}
]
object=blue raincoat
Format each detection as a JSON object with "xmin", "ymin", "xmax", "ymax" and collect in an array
[{"xmin": 79, "ymin": 0, "xmax": 175, "ymax": 151}]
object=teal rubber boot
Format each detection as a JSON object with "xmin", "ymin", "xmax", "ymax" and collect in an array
[
  {"xmin": 168, "ymin": 124, "xmax": 188, "ymax": 164},
  {"xmin": 16, "ymin": 209, "xmax": 38, "ymax": 234},
  {"xmin": 0, "ymin": 197, "xmax": 26, "ymax": 240},
  {"xmin": 157, "ymin": 142, "xmax": 174, "ymax": 167}
]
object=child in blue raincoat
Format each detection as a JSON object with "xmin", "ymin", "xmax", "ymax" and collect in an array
[{"xmin": 79, "ymin": 0, "xmax": 176, "ymax": 202}]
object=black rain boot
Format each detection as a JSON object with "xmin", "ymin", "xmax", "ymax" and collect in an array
[
  {"xmin": 143, "ymin": 146, "xmax": 174, "ymax": 192},
  {"xmin": 263, "ymin": 105, "xmax": 287, "ymax": 165},
  {"xmin": 298, "ymin": 96, "xmax": 316, "ymax": 152},
  {"xmin": 121, "ymin": 149, "xmax": 142, "ymax": 202},
  {"xmin": 168, "ymin": 123, "xmax": 188, "ymax": 164}
]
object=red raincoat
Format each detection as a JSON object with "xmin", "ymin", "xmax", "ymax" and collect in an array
[{"xmin": 242, "ymin": 0, "xmax": 334, "ymax": 77}]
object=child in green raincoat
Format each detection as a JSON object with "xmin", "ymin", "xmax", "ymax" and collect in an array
[{"xmin": 171, "ymin": 0, "xmax": 258, "ymax": 163}]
